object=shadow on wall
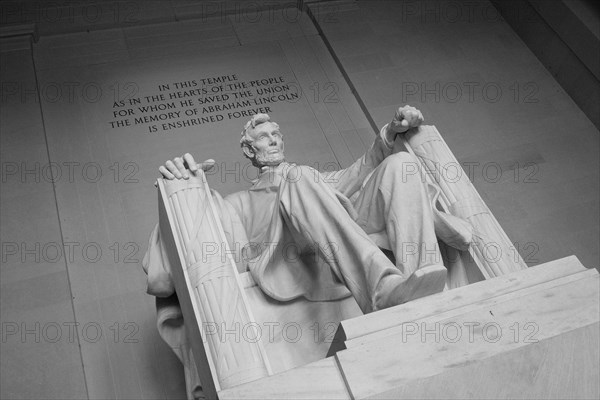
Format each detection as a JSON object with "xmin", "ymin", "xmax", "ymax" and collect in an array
[{"xmin": 491, "ymin": 0, "xmax": 600, "ymax": 130}]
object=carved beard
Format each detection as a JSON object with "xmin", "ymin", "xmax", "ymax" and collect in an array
[
  {"xmin": 254, "ymin": 150, "xmax": 285, "ymax": 167},
  {"xmin": 251, "ymin": 142, "xmax": 285, "ymax": 167}
]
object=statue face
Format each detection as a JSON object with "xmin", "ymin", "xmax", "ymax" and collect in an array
[{"xmin": 245, "ymin": 122, "xmax": 285, "ymax": 167}]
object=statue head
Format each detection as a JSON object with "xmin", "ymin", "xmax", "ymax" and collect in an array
[{"xmin": 240, "ymin": 113, "xmax": 285, "ymax": 168}]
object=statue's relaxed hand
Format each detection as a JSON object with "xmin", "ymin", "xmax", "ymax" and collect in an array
[{"xmin": 159, "ymin": 153, "xmax": 215, "ymax": 180}]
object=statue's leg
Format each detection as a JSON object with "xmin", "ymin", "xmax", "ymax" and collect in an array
[
  {"xmin": 278, "ymin": 167, "xmax": 397, "ymax": 313},
  {"xmin": 278, "ymin": 166, "xmax": 445, "ymax": 312},
  {"xmin": 353, "ymin": 152, "xmax": 444, "ymax": 276}
]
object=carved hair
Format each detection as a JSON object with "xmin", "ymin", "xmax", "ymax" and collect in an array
[{"xmin": 239, "ymin": 113, "xmax": 279, "ymax": 153}]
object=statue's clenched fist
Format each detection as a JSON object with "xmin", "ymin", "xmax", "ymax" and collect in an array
[
  {"xmin": 385, "ymin": 105, "xmax": 424, "ymax": 143},
  {"xmin": 158, "ymin": 153, "xmax": 215, "ymax": 180}
]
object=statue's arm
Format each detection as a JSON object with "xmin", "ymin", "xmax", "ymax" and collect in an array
[
  {"xmin": 322, "ymin": 105, "xmax": 424, "ymax": 198},
  {"xmin": 321, "ymin": 125, "xmax": 393, "ymax": 198}
]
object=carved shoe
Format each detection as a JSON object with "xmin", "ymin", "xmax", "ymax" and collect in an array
[{"xmin": 373, "ymin": 265, "xmax": 447, "ymax": 311}]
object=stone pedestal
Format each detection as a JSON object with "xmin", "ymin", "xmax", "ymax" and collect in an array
[{"xmin": 220, "ymin": 256, "xmax": 599, "ymax": 399}]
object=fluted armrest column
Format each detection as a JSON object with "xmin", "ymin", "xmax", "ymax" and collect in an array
[
  {"xmin": 157, "ymin": 172, "xmax": 271, "ymax": 398},
  {"xmin": 403, "ymin": 126, "xmax": 528, "ymax": 278}
]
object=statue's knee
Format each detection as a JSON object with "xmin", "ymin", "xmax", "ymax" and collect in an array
[
  {"xmin": 380, "ymin": 152, "xmax": 419, "ymax": 178},
  {"xmin": 387, "ymin": 151, "xmax": 417, "ymax": 165}
]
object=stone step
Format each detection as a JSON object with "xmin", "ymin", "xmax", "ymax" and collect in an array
[{"xmin": 329, "ymin": 255, "xmax": 590, "ymax": 355}]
